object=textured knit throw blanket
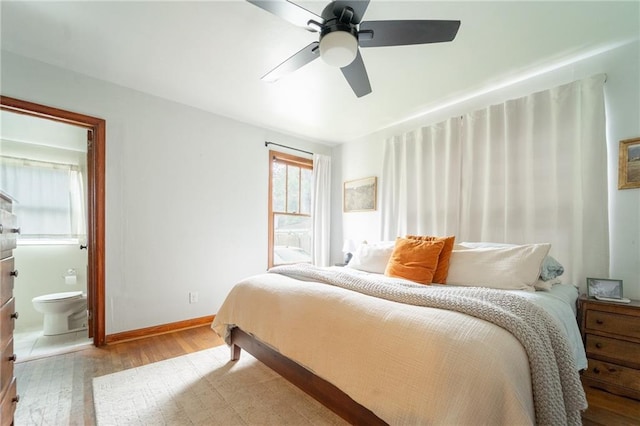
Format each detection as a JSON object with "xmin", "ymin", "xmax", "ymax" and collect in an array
[{"xmin": 270, "ymin": 264, "xmax": 587, "ymax": 426}]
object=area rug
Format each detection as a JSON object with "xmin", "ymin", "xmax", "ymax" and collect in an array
[{"xmin": 92, "ymin": 344, "xmax": 347, "ymax": 425}]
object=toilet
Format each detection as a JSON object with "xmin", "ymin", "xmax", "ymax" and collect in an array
[{"xmin": 31, "ymin": 291, "xmax": 88, "ymax": 336}]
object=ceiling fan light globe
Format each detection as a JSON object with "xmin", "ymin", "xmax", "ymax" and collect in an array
[{"xmin": 319, "ymin": 31, "xmax": 358, "ymax": 68}]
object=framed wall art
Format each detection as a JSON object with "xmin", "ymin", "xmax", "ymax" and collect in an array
[
  {"xmin": 618, "ymin": 137, "xmax": 640, "ymax": 189},
  {"xmin": 344, "ymin": 176, "xmax": 377, "ymax": 212}
]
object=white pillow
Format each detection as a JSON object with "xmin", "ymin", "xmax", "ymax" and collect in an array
[
  {"xmin": 458, "ymin": 241, "xmax": 516, "ymax": 249},
  {"xmin": 447, "ymin": 243, "xmax": 551, "ymax": 291},
  {"xmin": 345, "ymin": 241, "xmax": 395, "ymax": 274},
  {"xmin": 534, "ymin": 277, "xmax": 561, "ymax": 291}
]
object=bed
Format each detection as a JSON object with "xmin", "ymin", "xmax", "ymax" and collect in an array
[{"xmin": 212, "ymin": 240, "xmax": 588, "ymax": 425}]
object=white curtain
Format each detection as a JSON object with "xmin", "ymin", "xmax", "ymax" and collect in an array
[
  {"xmin": 312, "ymin": 154, "xmax": 331, "ymax": 266},
  {"xmin": 1, "ymin": 156, "xmax": 86, "ymax": 239},
  {"xmin": 381, "ymin": 74, "xmax": 608, "ymax": 286},
  {"xmin": 382, "ymin": 117, "xmax": 462, "ymax": 239}
]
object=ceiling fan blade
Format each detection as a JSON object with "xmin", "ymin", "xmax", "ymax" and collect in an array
[
  {"xmin": 261, "ymin": 42, "xmax": 321, "ymax": 82},
  {"xmin": 332, "ymin": 0, "xmax": 370, "ymax": 24},
  {"xmin": 247, "ymin": 0, "xmax": 324, "ymax": 31},
  {"xmin": 358, "ymin": 20, "xmax": 461, "ymax": 48},
  {"xmin": 340, "ymin": 49, "xmax": 371, "ymax": 98}
]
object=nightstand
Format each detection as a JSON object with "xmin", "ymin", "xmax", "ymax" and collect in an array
[{"xmin": 578, "ymin": 295, "xmax": 640, "ymax": 401}]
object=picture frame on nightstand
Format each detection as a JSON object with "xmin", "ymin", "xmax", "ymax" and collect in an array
[{"xmin": 586, "ymin": 277, "xmax": 623, "ymax": 299}]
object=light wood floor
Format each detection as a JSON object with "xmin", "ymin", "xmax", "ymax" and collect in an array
[
  {"xmin": 582, "ymin": 383, "xmax": 640, "ymax": 425},
  {"xmin": 15, "ymin": 325, "xmax": 224, "ymax": 425},
  {"xmin": 15, "ymin": 325, "xmax": 640, "ymax": 425}
]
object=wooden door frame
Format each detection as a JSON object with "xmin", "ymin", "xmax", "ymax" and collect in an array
[{"xmin": 0, "ymin": 95, "xmax": 106, "ymax": 346}]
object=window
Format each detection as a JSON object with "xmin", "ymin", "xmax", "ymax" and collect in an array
[
  {"xmin": 269, "ymin": 150, "xmax": 313, "ymax": 267},
  {"xmin": 0, "ymin": 155, "xmax": 86, "ymax": 242}
]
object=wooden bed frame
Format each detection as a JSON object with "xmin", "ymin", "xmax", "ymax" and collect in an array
[{"xmin": 229, "ymin": 327, "xmax": 387, "ymax": 425}]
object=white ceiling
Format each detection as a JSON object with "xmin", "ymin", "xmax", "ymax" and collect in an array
[{"xmin": 1, "ymin": 1, "xmax": 638, "ymax": 144}]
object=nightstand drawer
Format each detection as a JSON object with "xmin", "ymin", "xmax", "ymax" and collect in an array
[
  {"xmin": 586, "ymin": 310, "xmax": 640, "ymax": 339},
  {"xmin": 585, "ymin": 334, "xmax": 640, "ymax": 369},
  {"xmin": 584, "ymin": 358, "xmax": 640, "ymax": 393}
]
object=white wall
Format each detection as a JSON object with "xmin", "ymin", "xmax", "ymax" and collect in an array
[
  {"xmin": 330, "ymin": 137, "xmax": 384, "ymax": 262},
  {"xmin": 331, "ymin": 40, "xmax": 640, "ymax": 300},
  {"xmin": 1, "ymin": 51, "xmax": 331, "ymax": 335}
]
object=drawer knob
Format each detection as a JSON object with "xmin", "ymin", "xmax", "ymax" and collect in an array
[
  {"xmin": 10, "ymin": 269, "xmax": 18, "ymax": 278},
  {"xmin": 12, "ymin": 395, "xmax": 19, "ymax": 404},
  {"xmin": 0, "ymin": 224, "xmax": 2, "ymax": 233},
  {"xmin": 593, "ymin": 367, "xmax": 600, "ymax": 374},
  {"xmin": 10, "ymin": 311, "xmax": 18, "ymax": 320},
  {"xmin": 11, "ymin": 227, "xmax": 20, "ymax": 234},
  {"xmin": 595, "ymin": 342, "xmax": 603, "ymax": 349},
  {"xmin": 8, "ymin": 354, "xmax": 16, "ymax": 362},
  {"xmin": 595, "ymin": 319, "xmax": 604, "ymax": 325}
]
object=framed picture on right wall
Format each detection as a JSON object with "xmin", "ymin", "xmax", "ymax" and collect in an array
[{"xmin": 618, "ymin": 137, "xmax": 640, "ymax": 189}]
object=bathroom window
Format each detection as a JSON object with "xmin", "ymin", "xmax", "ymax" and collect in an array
[
  {"xmin": 268, "ymin": 150, "xmax": 313, "ymax": 268},
  {"xmin": 0, "ymin": 156, "xmax": 86, "ymax": 243}
]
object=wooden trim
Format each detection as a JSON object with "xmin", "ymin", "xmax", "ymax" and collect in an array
[
  {"xmin": 93, "ymin": 121, "xmax": 106, "ymax": 346},
  {"xmin": 106, "ymin": 315, "xmax": 215, "ymax": 344},
  {"xmin": 230, "ymin": 328, "xmax": 387, "ymax": 426},
  {"xmin": 1, "ymin": 96, "xmax": 102, "ymax": 127},
  {"xmin": 0, "ymin": 95, "xmax": 106, "ymax": 347},
  {"xmin": 270, "ymin": 151, "xmax": 313, "ymax": 169}
]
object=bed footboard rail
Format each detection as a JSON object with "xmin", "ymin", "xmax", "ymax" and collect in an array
[{"xmin": 230, "ymin": 327, "xmax": 387, "ymax": 426}]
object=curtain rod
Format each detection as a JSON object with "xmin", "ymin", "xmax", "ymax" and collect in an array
[{"xmin": 265, "ymin": 141, "xmax": 313, "ymax": 156}]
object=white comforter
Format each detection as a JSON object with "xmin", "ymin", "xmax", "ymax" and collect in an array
[{"xmin": 212, "ymin": 267, "xmax": 586, "ymax": 425}]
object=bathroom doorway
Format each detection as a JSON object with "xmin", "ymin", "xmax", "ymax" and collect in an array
[{"xmin": 0, "ymin": 96, "xmax": 105, "ymax": 356}]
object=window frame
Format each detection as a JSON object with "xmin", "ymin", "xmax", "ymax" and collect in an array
[{"xmin": 268, "ymin": 150, "xmax": 313, "ymax": 268}]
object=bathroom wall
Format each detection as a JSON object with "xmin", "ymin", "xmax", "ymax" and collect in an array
[
  {"xmin": 1, "ymin": 111, "xmax": 89, "ymax": 331},
  {"xmin": 14, "ymin": 245, "xmax": 87, "ymax": 331}
]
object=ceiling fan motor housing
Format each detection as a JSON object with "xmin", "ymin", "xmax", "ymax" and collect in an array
[
  {"xmin": 319, "ymin": 23, "xmax": 359, "ymax": 67},
  {"xmin": 319, "ymin": 5, "xmax": 359, "ymax": 68}
]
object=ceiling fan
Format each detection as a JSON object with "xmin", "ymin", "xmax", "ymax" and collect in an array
[{"xmin": 247, "ymin": 0, "xmax": 461, "ymax": 97}]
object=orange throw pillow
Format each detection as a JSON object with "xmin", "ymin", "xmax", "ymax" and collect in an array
[
  {"xmin": 407, "ymin": 235, "xmax": 456, "ymax": 284},
  {"xmin": 384, "ymin": 237, "xmax": 445, "ymax": 284}
]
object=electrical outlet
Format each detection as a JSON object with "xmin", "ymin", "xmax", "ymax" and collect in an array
[{"xmin": 189, "ymin": 292, "xmax": 199, "ymax": 304}]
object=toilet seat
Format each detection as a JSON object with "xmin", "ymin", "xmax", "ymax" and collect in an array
[{"xmin": 32, "ymin": 291, "xmax": 83, "ymax": 303}]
